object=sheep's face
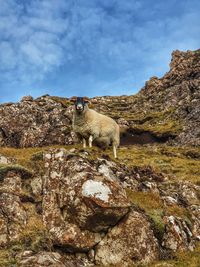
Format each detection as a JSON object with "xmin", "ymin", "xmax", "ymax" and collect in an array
[{"xmin": 71, "ymin": 97, "xmax": 89, "ymax": 113}]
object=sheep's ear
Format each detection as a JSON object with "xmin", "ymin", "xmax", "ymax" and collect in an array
[
  {"xmin": 83, "ymin": 97, "xmax": 90, "ymax": 104},
  {"xmin": 70, "ymin": 96, "xmax": 77, "ymax": 103}
]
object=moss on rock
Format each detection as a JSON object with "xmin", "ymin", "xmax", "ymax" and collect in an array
[{"xmin": 0, "ymin": 164, "xmax": 33, "ymax": 181}]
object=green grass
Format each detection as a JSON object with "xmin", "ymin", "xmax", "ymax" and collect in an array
[
  {"xmin": 0, "ymin": 249, "xmax": 17, "ymax": 267},
  {"xmin": 126, "ymin": 189, "xmax": 165, "ymax": 241},
  {"xmin": 0, "ymin": 164, "xmax": 33, "ymax": 181},
  {"xmin": 146, "ymin": 243, "xmax": 200, "ymax": 267}
]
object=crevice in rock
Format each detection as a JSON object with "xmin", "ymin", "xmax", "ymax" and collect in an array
[{"xmin": 120, "ymin": 128, "xmax": 175, "ymax": 145}]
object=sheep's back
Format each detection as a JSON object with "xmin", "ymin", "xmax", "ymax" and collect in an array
[{"xmin": 96, "ymin": 112, "xmax": 119, "ymax": 139}]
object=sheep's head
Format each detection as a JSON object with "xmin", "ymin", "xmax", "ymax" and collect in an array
[{"xmin": 70, "ymin": 96, "xmax": 89, "ymax": 113}]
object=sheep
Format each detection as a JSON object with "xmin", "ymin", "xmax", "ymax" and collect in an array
[{"xmin": 70, "ymin": 96, "xmax": 120, "ymax": 158}]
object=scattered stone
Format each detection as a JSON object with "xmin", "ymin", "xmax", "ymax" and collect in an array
[
  {"xmin": 0, "ymin": 154, "xmax": 15, "ymax": 164},
  {"xmin": 162, "ymin": 215, "xmax": 195, "ymax": 252}
]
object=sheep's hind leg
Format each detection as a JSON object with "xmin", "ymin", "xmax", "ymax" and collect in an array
[
  {"xmin": 83, "ymin": 138, "xmax": 86, "ymax": 148},
  {"xmin": 89, "ymin": 135, "xmax": 93, "ymax": 148},
  {"xmin": 113, "ymin": 143, "xmax": 117, "ymax": 158}
]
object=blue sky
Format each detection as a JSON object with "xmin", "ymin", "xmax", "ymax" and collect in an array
[{"xmin": 0, "ymin": 0, "xmax": 199, "ymax": 103}]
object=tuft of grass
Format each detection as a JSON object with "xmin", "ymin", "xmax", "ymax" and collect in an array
[
  {"xmin": 126, "ymin": 189, "xmax": 165, "ymax": 242},
  {"xmin": 0, "ymin": 204, "xmax": 51, "ymax": 267},
  {"xmin": 148, "ymin": 210, "xmax": 165, "ymax": 241},
  {"xmin": 30, "ymin": 151, "xmax": 44, "ymax": 161},
  {"xmin": 147, "ymin": 243, "xmax": 200, "ymax": 267},
  {"xmin": 0, "ymin": 216, "xmax": 51, "ymax": 266},
  {"xmin": 0, "ymin": 249, "xmax": 17, "ymax": 267},
  {"xmin": 0, "ymin": 147, "xmax": 46, "ymax": 169},
  {"xmin": 18, "ymin": 215, "xmax": 52, "ymax": 252},
  {"xmin": 126, "ymin": 190, "xmax": 162, "ymax": 211},
  {"xmin": 0, "ymin": 164, "xmax": 33, "ymax": 181}
]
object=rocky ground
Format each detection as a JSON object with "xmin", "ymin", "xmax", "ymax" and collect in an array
[
  {"xmin": 0, "ymin": 49, "xmax": 199, "ymax": 266},
  {"xmin": 0, "ymin": 144, "xmax": 199, "ymax": 267}
]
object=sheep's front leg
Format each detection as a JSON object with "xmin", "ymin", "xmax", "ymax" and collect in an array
[
  {"xmin": 89, "ymin": 135, "xmax": 93, "ymax": 148},
  {"xmin": 83, "ymin": 138, "xmax": 87, "ymax": 148}
]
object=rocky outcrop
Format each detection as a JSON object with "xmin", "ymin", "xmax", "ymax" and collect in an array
[
  {"xmin": 0, "ymin": 148, "xmax": 199, "ymax": 266},
  {"xmin": 95, "ymin": 50, "xmax": 200, "ymax": 146},
  {"xmin": 139, "ymin": 49, "xmax": 200, "ymax": 146},
  {"xmin": 0, "ymin": 95, "xmax": 73, "ymax": 147},
  {"xmin": 0, "ymin": 167, "xmax": 33, "ymax": 247}
]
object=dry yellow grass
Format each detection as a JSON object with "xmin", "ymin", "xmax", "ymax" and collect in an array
[
  {"xmin": 146, "ymin": 243, "xmax": 200, "ymax": 267},
  {"xmin": 115, "ymin": 145, "xmax": 200, "ymax": 183},
  {"xmin": 0, "ymin": 143, "xmax": 199, "ymax": 183}
]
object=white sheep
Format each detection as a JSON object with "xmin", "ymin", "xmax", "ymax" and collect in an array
[{"xmin": 71, "ymin": 97, "xmax": 120, "ymax": 158}]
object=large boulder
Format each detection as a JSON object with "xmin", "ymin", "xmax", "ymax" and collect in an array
[
  {"xmin": 95, "ymin": 209, "xmax": 159, "ymax": 266},
  {"xmin": 43, "ymin": 149, "xmax": 131, "ymax": 251}
]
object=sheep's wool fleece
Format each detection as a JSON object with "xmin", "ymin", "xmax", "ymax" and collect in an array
[{"xmin": 73, "ymin": 107, "xmax": 119, "ymax": 144}]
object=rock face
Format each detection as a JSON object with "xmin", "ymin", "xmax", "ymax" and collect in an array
[
  {"xmin": 0, "ymin": 149, "xmax": 199, "ymax": 266},
  {"xmin": 0, "ymin": 49, "xmax": 199, "ymax": 147},
  {"xmin": 93, "ymin": 50, "xmax": 200, "ymax": 146},
  {"xmin": 139, "ymin": 49, "xmax": 200, "ymax": 146},
  {"xmin": 0, "ymin": 95, "xmax": 73, "ymax": 147}
]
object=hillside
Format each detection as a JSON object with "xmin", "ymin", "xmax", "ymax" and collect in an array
[
  {"xmin": 0, "ymin": 49, "xmax": 199, "ymax": 267},
  {"xmin": 92, "ymin": 49, "xmax": 200, "ymax": 146},
  {"xmin": 0, "ymin": 50, "xmax": 200, "ymax": 148}
]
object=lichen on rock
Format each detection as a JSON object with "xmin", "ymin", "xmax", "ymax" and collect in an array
[{"xmin": 82, "ymin": 180, "xmax": 112, "ymax": 202}]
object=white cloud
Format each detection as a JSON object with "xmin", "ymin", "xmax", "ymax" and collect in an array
[
  {"xmin": 0, "ymin": 0, "xmax": 70, "ymax": 84},
  {"xmin": 0, "ymin": 0, "xmax": 199, "ymax": 102}
]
